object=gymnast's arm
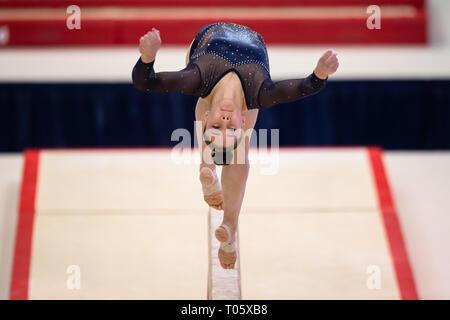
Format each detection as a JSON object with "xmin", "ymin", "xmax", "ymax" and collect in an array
[
  {"xmin": 258, "ymin": 50, "xmax": 339, "ymax": 109},
  {"xmin": 132, "ymin": 27, "xmax": 201, "ymax": 95},
  {"xmin": 132, "ymin": 57, "xmax": 201, "ymax": 94},
  {"xmin": 258, "ymin": 72, "xmax": 327, "ymax": 109}
]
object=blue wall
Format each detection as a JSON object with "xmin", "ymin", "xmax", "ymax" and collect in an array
[{"xmin": 0, "ymin": 80, "xmax": 449, "ymax": 151}]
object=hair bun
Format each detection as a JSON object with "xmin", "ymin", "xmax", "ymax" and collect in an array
[{"xmin": 212, "ymin": 149, "xmax": 233, "ymax": 165}]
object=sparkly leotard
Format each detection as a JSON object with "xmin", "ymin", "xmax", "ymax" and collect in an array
[{"xmin": 132, "ymin": 22, "xmax": 327, "ymax": 109}]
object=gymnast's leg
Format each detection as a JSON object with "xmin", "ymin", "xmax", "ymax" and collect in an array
[
  {"xmin": 195, "ymin": 97, "xmax": 224, "ymax": 210},
  {"xmin": 185, "ymin": 38, "xmax": 224, "ymax": 209},
  {"xmin": 216, "ymin": 108, "xmax": 258, "ymax": 269}
]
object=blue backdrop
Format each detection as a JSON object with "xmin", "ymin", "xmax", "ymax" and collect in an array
[{"xmin": 0, "ymin": 80, "xmax": 449, "ymax": 151}]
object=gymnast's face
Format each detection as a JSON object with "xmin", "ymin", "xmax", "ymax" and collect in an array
[{"xmin": 202, "ymin": 101, "xmax": 245, "ymax": 149}]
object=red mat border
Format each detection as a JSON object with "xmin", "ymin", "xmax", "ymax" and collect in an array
[
  {"xmin": 9, "ymin": 150, "xmax": 40, "ymax": 300},
  {"xmin": 9, "ymin": 146, "xmax": 418, "ymax": 299},
  {"xmin": 0, "ymin": 17, "xmax": 427, "ymax": 46},
  {"xmin": 368, "ymin": 147, "xmax": 418, "ymax": 300},
  {"xmin": 0, "ymin": 1, "xmax": 426, "ymax": 8}
]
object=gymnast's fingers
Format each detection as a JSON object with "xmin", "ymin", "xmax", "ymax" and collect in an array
[
  {"xmin": 334, "ymin": 62, "xmax": 340, "ymax": 72},
  {"xmin": 146, "ymin": 30, "xmax": 159, "ymax": 40},
  {"xmin": 321, "ymin": 49, "xmax": 334, "ymax": 61},
  {"xmin": 155, "ymin": 30, "xmax": 161, "ymax": 42},
  {"xmin": 328, "ymin": 62, "xmax": 339, "ymax": 74},
  {"xmin": 325, "ymin": 53, "xmax": 338, "ymax": 66},
  {"xmin": 151, "ymin": 28, "xmax": 161, "ymax": 37}
]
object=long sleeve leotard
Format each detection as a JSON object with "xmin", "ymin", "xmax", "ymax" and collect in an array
[{"xmin": 132, "ymin": 22, "xmax": 327, "ymax": 109}]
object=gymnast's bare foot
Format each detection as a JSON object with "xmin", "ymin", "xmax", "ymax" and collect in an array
[{"xmin": 200, "ymin": 166, "xmax": 223, "ymax": 210}]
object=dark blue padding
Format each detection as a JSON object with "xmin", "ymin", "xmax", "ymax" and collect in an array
[{"xmin": 0, "ymin": 80, "xmax": 449, "ymax": 151}]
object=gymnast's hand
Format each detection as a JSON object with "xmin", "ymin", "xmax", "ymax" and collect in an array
[
  {"xmin": 314, "ymin": 50, "xmax": 339, "ymax": 80},
  {"xmin": 139, "ymin": 28, "xmax": 162, "ymax": 63}
]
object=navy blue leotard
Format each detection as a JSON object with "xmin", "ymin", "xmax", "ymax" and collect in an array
[{"xmin": 132, "ymin": 22, "xmax": 327, "ymax": 109}]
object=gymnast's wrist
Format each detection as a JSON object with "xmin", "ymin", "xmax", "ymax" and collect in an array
[
  {"xmin": 140, "ymin": 54, "xmax": 155, "ymax": 64},
  {"xmin": 313, "ymin": 68, "xmax": 328, "ymax": 80}
]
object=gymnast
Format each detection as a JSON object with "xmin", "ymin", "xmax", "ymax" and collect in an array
[{"xmin": 132, "ymin": 22, "xmax": 338, "ymax": 269}]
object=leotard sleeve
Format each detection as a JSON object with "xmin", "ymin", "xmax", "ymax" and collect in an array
[
  {"xmin": 257, "ymin": 72, "xmax": 327, "ymax": 109},
  {"xmin": 132, "ymin": 57, "xmax": 202, "ymax": 96}
]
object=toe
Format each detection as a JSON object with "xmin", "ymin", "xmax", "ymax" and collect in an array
[{"xmin": 218, "ymin": 249, "xmax": 237, "ymax": 270}]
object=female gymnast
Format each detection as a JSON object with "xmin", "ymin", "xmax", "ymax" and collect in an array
[{"xmin": 132, "ymin": 22, "xmax": 339, "ymax": 269}]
